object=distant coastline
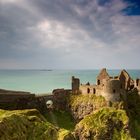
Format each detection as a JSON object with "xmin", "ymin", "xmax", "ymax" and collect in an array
[{"xmin": 40, "ymin": 69, "xmax": 53, "ymax": 71}]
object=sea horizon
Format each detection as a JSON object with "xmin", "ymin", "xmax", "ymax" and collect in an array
[{"xmin": 0, "ymin": 69, "xmax": 140, "ymax": 94}]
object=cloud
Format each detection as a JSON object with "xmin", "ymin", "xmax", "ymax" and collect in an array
[
  {"xmin": 0, "ymin": 0, "xmax": 20, "ymax": 4},
  {"xmin": 0, "ymin": 0, "xmax": 140, "ymax": 69}
]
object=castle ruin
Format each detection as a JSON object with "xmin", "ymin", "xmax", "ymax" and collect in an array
[
  {"xmin": 72, "ymin": 68, "xmax": 140, "ymax": 102},
  {"xmin": 0, "ymin": 68, "xmax": 140, "ymax": 113}
]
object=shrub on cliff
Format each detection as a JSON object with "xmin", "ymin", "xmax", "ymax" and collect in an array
[
  {"xmin": 69, "ymin": 94, "xmax": 107, "ymax": 109},
  {"xmin": 58, "ymin": 129, "xmax": 75, "ymax": 140}
]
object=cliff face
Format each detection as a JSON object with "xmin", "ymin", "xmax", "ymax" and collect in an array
[
  {"xmin": 68, "ymin": 94, "xmax": 108, "ymax": 121},
  {"xmin": 67, "ymin": 91, "xmax": 140, "ymax": 140}
]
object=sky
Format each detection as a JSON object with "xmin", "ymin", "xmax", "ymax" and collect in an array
[{"xmin": 0, "ymin": 0, "xmax": 140, "ymax": 69}]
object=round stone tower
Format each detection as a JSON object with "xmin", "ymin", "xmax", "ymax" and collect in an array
[{"xmin": 101, "ymin": 79, "xmax": 122, "ymax": 102}]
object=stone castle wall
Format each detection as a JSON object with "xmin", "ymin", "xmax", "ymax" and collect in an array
[
  {"xmin": 79, "ymin": 79, "xmax": 124, "ymax": 102},
  {"xmin": 52, "ymin": 89, "xmax": 71, "ymax": 110},
  {"xmin": 79, "ymin": 84, "xmax": 97, "ymax": 94}
]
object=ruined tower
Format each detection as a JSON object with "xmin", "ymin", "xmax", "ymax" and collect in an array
[
  {"xmin": 101, "ymin": 79, "xmax": 123, "ymax": 102},
  {"xmin": 72, "ymin": 76, "xmax": 80, "ymax": 93},
  {"xmin": 118, "ymin": 70, "xmax": 134, "ymax": 90},
  {"xmin": 96, "ymin": 68, "xmax": 110, "ymax": 86}
]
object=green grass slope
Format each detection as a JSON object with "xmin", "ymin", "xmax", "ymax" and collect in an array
[{"xmin": 0, "ymin": 109, "xmax": 75, "ymax": 140}]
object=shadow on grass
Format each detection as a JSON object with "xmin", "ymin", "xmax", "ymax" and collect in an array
[{"xmin": 44, "ymin": 110, "xmax": 75, "ymax": 131}]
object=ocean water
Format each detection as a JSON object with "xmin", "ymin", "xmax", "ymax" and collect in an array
[{"xmin": 0, "ymin": 69, "xmax": 140, "ymax": 94}]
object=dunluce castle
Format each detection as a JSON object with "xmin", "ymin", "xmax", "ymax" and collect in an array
[
  {"xmin": 0, "ymin": 68, "xmax": 140, "ymax": 113},
  {"xmin": 72, "ymin": 68, "xmax": 140, "ymax": 102}
]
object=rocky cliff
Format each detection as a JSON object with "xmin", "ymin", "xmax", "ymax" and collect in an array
[{"xmin": 68, "ymin": 94, "xmax": 108, "ymax": 121}]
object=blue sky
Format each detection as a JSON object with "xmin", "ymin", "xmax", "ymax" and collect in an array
[{"xmin": 0, "ymin": 0, "xmax": 140, "ymax": 69}]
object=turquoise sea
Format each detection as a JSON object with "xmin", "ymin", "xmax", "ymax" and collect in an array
[{"xmin": 0, "ymin": 70, "xmax": 140, "ymax": 94}]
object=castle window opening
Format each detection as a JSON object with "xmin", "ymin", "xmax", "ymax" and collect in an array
[
  {"xmin": 136, "ymin": 79, "xmax": 139, "ymax": 86},
  {"xmin": 93, "ymin": 88, "xmax": 96, "ymax": 94},
  {"xmin": 130, "ymin": 85, "xmax": 134, "ymax": 90},
  {"xmin": 97, "ymin": 80, "xmax": 100, "ymax": 85},
  {"xmin": 113, "ymin": 89, "xmax": 116, "ymax": 93},
  {"xmin": 87, "ymin": 88, "xmax": 90, "ymax": 93}
]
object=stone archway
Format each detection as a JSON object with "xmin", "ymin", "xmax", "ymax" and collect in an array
[{"xmin": 46, "ymin": 100, "xmax": 53, "ymax": 109}]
